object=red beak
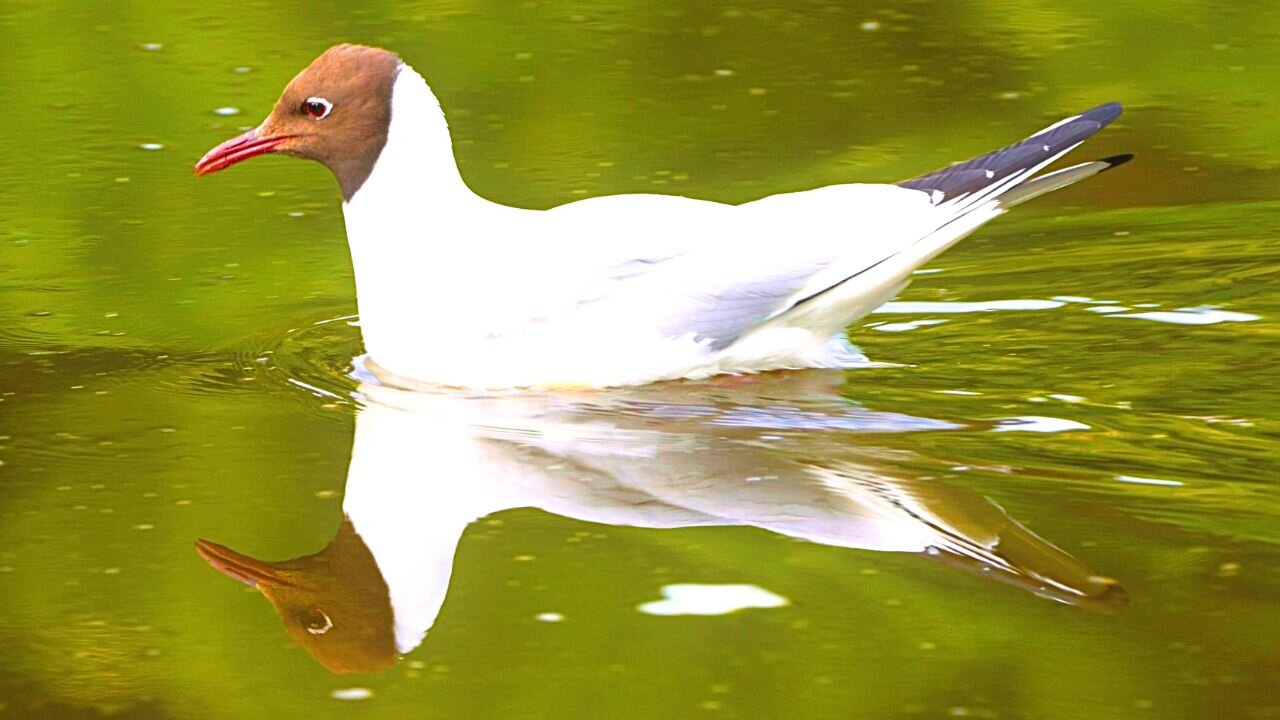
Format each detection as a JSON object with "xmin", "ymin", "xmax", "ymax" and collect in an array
[
  {"xmin": 195, "ymin": 538, "xmax": 294, "ymax": 588},
  {"xmin": 194, "ymin": 127, "xmax": 292, "ymax": 176}
]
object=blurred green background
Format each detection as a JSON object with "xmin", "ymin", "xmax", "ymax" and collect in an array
[{"xmin": 1, "ymin": 2, "xmax": 1278, "ymax": 719}]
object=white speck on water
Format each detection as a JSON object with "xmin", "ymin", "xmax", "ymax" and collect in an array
[
  {"xmin": 638, "ymin": 584, "xmax": 789, "ymax": 616},
  {"xmin": 714, "ymin": 68, "xmax": 734, "ymax": 77},
  {"xmin": 1000, "ymin": 91, "xmax": 1022, "ymax": 99},
  {"xmin": 141, "ymin": 43, "xmax": 163, "ymax": 51},
  {"xmin": 330, "ymin": 688, "xmax": 373, "ymax": 701},
  {"xmin": 860, "ymin": 20, "xmax": 880, "ymax": 31},
  {"xmin": 233, "ymin": 66, "xmax": 252, "ymax": 74},
  {"xmin": 873, "ymin": 319, "xmax": 948, "ymax": 333},
  {"xmin": 133, "ymin": 524, "xmax": 154, "ymax": 531},
  {"xmin": 535, "ymin": 612, "xmax": 565, "ymax": 623},
  {"xmin": 288, "ymin": 211, "xmax": 306, "ymax": 218},
  {"xmin": 213, "ymin": 107, "xmax": 241, "ymax": 117},
  {"xmin": 993, "ymin": 416, "xmax": 1089, "ymax": 433},
  {"xmin": 876, "ymin": 299, "xmax": 1064, "ymax": 314},
  {"xmin": 1109, "ymin": 306, "xmax": 1260, "ymax": 325},
  {"xmin": 139, "ymin": 143, "xmax": 164, "ymax": 151},
  {"xmin": 1048, "ymin": 394, "xmax": 1085, "ymax": 403},
  {"xmin": 936, "ymin": 390, "xmax": 981, "ymax": 396},
  {"xmin": 748, "ymin": 87, "xmax": 767, "ymax": 96},
  {"xmin": 1087, "ymin": 306, "xmax": 1130, "ymax": 314},
  {"xmin": 1116, "ymin": 475, "xmax": 1184, "ymax": 487}
]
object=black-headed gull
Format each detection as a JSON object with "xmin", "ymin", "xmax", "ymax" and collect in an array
[{"xmin": 196, "ymin": 44, "xmax": 1130, "ymax": 389}]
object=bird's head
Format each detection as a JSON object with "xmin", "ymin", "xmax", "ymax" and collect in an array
[
  {"xmin": 195, "ymin": 519, "xmax": 399, "ymax": 674},
  {"xmin": 194, "ymin": 44, "xmax": 401, "ymax": 200}
]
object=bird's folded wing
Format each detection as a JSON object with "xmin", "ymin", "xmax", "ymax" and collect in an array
[{"xmin": 540, "ymin": 184, "xmax": 938, "ymax": 351}]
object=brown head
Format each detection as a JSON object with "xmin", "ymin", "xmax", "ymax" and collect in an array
[
  {"xmin": 195, "ymin": 520, "xmax": 399, "ymax": 674},
  {"xmin": 194, "ymin": 44, "xmax": 402, "ymax": 201}
]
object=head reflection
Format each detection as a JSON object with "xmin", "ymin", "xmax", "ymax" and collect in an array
[{"xmin": 197, "ymin": 371, "xmax": 1125, "ymax": 674}]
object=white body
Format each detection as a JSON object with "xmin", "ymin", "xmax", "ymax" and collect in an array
[
  {"xmin": 343, "ymin": 66, "xmax": 1073, "ymax": 388},
  {"xmin": 341, "ymin": 376, "xmax": 1114, "ymax": 653}
]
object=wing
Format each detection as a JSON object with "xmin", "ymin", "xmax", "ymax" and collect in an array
[
  {"xmin": 523, "ymin": 101, "xmax": 1126, "ymax": 359},
  {"xmin": 537, "ymin": 184, "xmax": 937, "ymax": 350}
]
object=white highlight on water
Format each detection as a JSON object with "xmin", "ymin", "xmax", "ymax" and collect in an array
[
  {"xmin": 1110, "ymin": 306, "xmax": 1260, "ymax": 325},
  {"xmin": 330, "ymin": 688, "xmax": 373, "ymax": 701},
  {"xmin": 875, "ymin": 299, "xmax": 1064, "ymax": 314},
  {"xmin": 1116, "ymin": 475, "xmax": 1184, "ymax": 487},
  {"xmin": 993, "ymin": 416, "xmax": 1089, "ymax": 433},
  {"xmin": 873, "ymin": 319, "xmax": 949, "ymax": 333},
  {"xmin": 637, "ymin": 584, "xmax": 789, "ymax": 616}
]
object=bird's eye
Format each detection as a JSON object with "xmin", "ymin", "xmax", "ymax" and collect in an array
[
  {"xmin": 302, "ymin": 97, "xmax": 333, "ymax": 120},
  {"xmin": 304, "ymin": 608, "xmax": 333, "ymax": 635}
]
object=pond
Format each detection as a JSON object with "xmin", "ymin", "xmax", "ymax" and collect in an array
[{"xmin": 2, "ymin": 3, "xmax": 1278, "ymax": 719}]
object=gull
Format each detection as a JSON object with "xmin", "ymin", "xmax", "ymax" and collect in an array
[{"xmin": 196, "ymin": 44, "xmax": 1130, "ymax": 389}]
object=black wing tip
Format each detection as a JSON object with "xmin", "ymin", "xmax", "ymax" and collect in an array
[
  {"xmin": 897, "ymin": 100, "xmax": 1127, "ymax": 198},
  {"xmin": 1079, "ymin": 101, "xmax": 1124, "ymax": 127},
  {"xmin": 1098, "ymin": 153, "xmax": 1135, "ymax": 170}
]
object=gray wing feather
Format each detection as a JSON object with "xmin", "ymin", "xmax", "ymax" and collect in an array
[{"xmin": 655, "ymin": 266, "xmax": 826, "ymax": 351}]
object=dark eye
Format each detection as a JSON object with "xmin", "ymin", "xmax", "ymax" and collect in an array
[
  {"xmin": 302, "ymin": 97, "xmax": 333, "ymax": 120},
  {"xmin": 303, "ymin": 608, "xmax": 333, "ymax": 635}
]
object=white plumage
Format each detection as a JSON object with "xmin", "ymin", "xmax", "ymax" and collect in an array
[
  {"xmin": 344, "ymin": 65, "xmax": 1124, "ymax": 388},
  {"xmin": 343, "ymin": 375, "xmax": 1125, "ymax": 651}
]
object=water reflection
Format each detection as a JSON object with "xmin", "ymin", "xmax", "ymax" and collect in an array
[{"xmin": 197, "ymin": 370, "xmax": 1125, "ymax": 674}]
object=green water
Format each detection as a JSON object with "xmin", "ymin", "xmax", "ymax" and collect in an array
[{"xmin": 2, "ymin": 2, "xmax": 1279, "ymax": 719}]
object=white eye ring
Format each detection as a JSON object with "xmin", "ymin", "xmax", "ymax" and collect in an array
[
  {"xmin": 303, "ymin": 97, "xmax": 333, "ymax": 120},
  {"xmin": 305, "ymin": 609, "xmax": 333, "ymax": 635}
]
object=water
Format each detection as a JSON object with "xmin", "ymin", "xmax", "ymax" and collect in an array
[{"xmin": 2, "ymin": 3, "xmax": 1279, "ymax": 719}]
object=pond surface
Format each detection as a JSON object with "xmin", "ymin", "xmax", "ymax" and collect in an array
[{"xmin": 2, "ymin": 3, "xmax": 1279, "ymax": 719}]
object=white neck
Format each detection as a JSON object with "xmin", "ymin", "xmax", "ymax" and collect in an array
[
  {"xmin": 340, "ymin": 397, "xmax": 530, "ymax": 653},
  {"xmin": 340, "ymin": 64, "xmax": 493, "ymax": 381},
  {"xmin": 352, "ymin": 64, "xmax": 472, "ymax": 206}
]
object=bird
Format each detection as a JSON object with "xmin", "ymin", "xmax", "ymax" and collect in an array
[
  {"xmin": 196, "ymin": 373, "xmax": 1125, "ymax": 674},
  {"xmin": 195, "ymin": 44, "xmax": 1131, "ymax": 389}
]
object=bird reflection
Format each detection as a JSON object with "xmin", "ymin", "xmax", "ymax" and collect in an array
[{"xmin": 196, "ymin": 370, "xmax": 1125, "ymax": 674}]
